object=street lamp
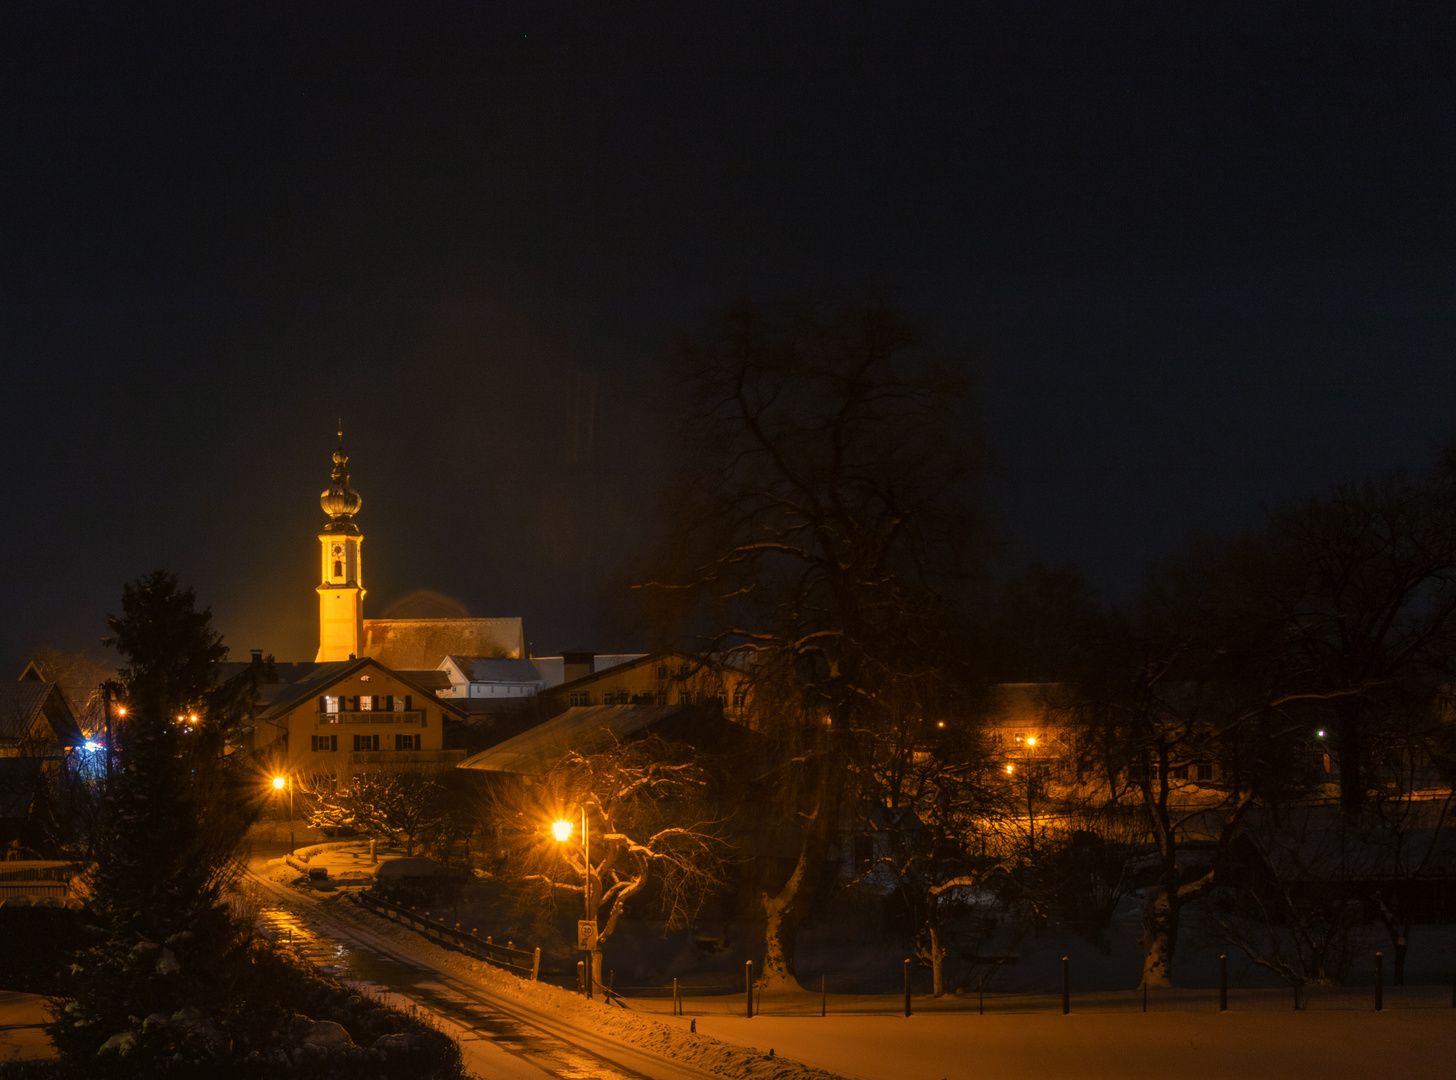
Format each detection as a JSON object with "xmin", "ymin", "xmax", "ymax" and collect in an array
[
  {"xmin": 273, "ymin": 774, "xmax": 294, "ymax": 854},
  {"xmin": 552, "ymin": 807, "xmax": 594, "ymax": 999}
]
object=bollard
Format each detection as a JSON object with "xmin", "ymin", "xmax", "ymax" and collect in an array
[
  {"xmin": 577, "ymin": 960, "xmax": 585, "ymax": 995},
  {"xmin": 673, "ymin": 977, "xmax": 679, "ymax": 1016},
  {"xmin": 1062, "ymin": 957, "xmax": 1070, "ymax": 1015},
  {"xmin": 821, "ymin": 973, "xmax": 827, "ymax": 1017},
  {"xmin": 904, "ymin": 958, "xmax": 912, "ymax": 1017},
  {"xmin": 1375, "ymin": 952, "xmax": 1383, "ymax": 1011},
  {"xmin": 1219, "ymin": 954, "xmax": 1228, "ymax": 1012},
  {"xmin": 745, "ymin": 961, "xmax": 754, "ymax": 1018}
]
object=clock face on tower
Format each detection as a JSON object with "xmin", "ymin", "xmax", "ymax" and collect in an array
[{"xmin": 331, "ymin": 544, "xmax": 344, "ymax": 557}]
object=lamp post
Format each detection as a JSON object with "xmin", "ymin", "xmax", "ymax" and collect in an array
[
  {"xmin": 1022, "ymin": 735, "xmax": 1038, "ymax": 857},
  {"xmin": 273, "ymin": 774, "xmax": 293, "ymax": 854},
  {"xmin": 552, "ymin": 807, "xmax": 594, "ymax": 998}
]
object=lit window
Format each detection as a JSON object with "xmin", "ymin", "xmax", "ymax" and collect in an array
[
  {"xmin": 324, "ymin": 696, "xmax": 340, "ymax": 714},
  {"xmin": 360, "ymin": 695, "xmax": 373, "ymax": 711}
]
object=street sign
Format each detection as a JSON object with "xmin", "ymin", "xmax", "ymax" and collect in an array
[{"xmin": 577, "ymin": 920, "xmax": 598, "ymax": 950}]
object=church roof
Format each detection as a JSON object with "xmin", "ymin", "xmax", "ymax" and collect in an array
[
  {"xmin": 363, "ymin": 618, "xmax": 525, "ymax": 669},
  {"xmin": 443, "ymin": 656, "xmax": 543, "ymax": 685}
]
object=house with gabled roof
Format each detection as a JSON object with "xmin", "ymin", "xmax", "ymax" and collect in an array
[
  {"xmin": 241, "ymin": 656, "xmax": 466, "ymax": 777},
  {"xmin": 1, "ymin": 673, "xmax": 83, "ymax": 759}
]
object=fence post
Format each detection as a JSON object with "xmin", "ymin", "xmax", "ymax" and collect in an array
[
  {"xmin": 745, "ymin": 961, "xmax": 754, "ymax": 1018},
  {"xmin": 673, "ymin": 977, "xmax": 679, "ymax": 1016},
  {"xmin": 1062, "ymin": 957, "xmax": 1070, "ymax": 1015},
  {"xmin": 1219, "ymin": 954, "xmax": 1227, "ymax": 1012},
  {"xmin": 1375, "ymin": 952, "xmax": 1383, "ymax": 1012},
  {"xmin": 821, "ymin": 974, "xmax": 827, "ymax": 1017},
  {"xmin": 531, "ymin": 947, "xmax": 541, "ymax": 982},
  {"xmin": 577, "ymin": 960, "xmax": 585, "ymax": 995},
  {"xmin": 904, "ymin": 958, "xmax": 912, "ymax": 1017}
]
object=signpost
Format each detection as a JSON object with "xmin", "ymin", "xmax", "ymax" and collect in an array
[{"xmin": 577, "ymin": 920, "xmax": 598, "ymax": 951}]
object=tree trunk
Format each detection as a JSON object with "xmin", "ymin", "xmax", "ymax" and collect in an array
[
  {"xmin": 759, "ymin": 761, "xmax": 843, "ymax": 991},
  {"xmin": 928, "ymin": 922, "xmax": 945, "ymax": 997},
  {"xmin": 1140, "ymin": 883, "xmax": 1179, "ymax": 988}
]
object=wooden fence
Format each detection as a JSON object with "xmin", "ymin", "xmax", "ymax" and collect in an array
[{"xmin": 353, "ymin": 890, "xmax": 540, "ymax": 980}]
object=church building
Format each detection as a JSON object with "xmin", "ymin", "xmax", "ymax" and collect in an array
[{"xmin": 242, "ymin": 435, "xmax": 468, "ymax": 776}]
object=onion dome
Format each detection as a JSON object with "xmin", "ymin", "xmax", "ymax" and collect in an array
[{"xmin": 320, "ymin": 429, "xmax": 363, "ymax": 525}]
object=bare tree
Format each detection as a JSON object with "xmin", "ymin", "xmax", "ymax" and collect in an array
[
  {"xmin": 638, "ymin": 296, "xmax": 983, "ymax": 988},
  {"xmin": 301, "ymin": 771, "xmax": 452, "ymax": 856},
  {"xmin": 495, "ymin": 736, "xmax": 730, "ymax": 991}
]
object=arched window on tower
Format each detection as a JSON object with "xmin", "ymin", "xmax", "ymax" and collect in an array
[{"xmin": 333, "ymin": 560, "xmax": 343, "ymax": 579}]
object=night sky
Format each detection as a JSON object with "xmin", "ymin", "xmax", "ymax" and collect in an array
[{"xmin": 3, "ymin": 2, "xmax": 1455, "ymax": 669}]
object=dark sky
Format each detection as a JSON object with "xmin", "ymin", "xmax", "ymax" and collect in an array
[{"xmin": 3, "ymin": 2, "xmax": 1455, "ymax": 669}]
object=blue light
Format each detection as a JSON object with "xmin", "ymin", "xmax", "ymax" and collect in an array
[{"xmin": 84, "ymin": 741, "xmax": 102, "ymax": 752}]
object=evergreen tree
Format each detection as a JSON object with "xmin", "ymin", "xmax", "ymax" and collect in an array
[{"xmin": 50, "ymin": 572, "xmax": 258, "ymax": 1068}]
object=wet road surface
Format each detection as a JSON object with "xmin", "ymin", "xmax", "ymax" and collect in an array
[{"xmin": 252, "ymin": 890, "xmax": 660, "ymax": 1080}]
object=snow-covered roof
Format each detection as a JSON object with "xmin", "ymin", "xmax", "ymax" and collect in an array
[
  {"xmin": 443, "ymin": 656, "xmax": 543, "ymax": 685},
  {"xmin": 456, "ymin": 704, "xmax": 689, "ymax": 775}
]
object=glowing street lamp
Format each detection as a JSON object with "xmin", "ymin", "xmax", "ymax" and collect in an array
[
  {"xmin": 272, "ymin": 774, "xmax": 295, "ymax": 853},
  {"xmin": 553, "ymin": 807, "xmax": 594, "ymax": 998}
]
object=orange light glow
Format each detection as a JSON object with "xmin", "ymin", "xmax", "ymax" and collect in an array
[
  {"xmin": 552, "ymin": 820, "xmax": 573, "ymax": 842},
  {"xmin": 1026, "ymin": 736, "xmax": 1037, "ymax": 747},
  {"xmin": 272, "ymin": 776, "xmax": 286, "ymax": 791}
]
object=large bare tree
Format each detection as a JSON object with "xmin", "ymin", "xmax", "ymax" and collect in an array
[{"xmin": 639, "ymin": 297, "xmax": 984, "ymax": 987}]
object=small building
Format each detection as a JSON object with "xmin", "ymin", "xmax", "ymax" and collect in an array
[
  {"xmin": 536, "ymin": 651, "xmax": 747, "ymax": 718},
  {"xmin": 529, "ymin": 652, "xmax": 648, "ymax": 690},
  {"xmin": 246, "ymin": 656, "xmax": 466, "ymax": 777},
  {"xmin": 0, "ymin": 676, "xmax": 84, "ymax": 760},
  {"xmin": 437, "ymin": 656, "xmax": 544, "ymax": 705}
]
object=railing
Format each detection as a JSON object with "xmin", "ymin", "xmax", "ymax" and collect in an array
[
  {"xmin": 347, "ymin": 750, "xmax": 465, "ymax": 770},
  {"xmin": 354, "ymin": 890, "xmax": 539, "ymax": 980},
  {"xmin": 317, "ymin": 710, "xmax": 425, "ymax": 727}
]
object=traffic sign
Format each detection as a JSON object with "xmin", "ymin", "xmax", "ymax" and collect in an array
[{"xmin": 577, "ymin": 920, "xmax": 599, "ymax": 950}]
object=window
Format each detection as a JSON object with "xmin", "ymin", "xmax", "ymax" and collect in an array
[
  {"xmin": 1170, "ymin": 765, "xmax": 1189, "ymax": 780},
  {"xmin": 353, "ymin": 734, "xmax": 379, "ymax": 752},
  {"xmin": 360, "ymin": 695, "xmax": 373, "ymax": 711},
  {"xmin": 1197, "ymin": 763, "xmax": 1214, "ymax": 781},
  {"xmin": 732, "ymin": 685, "xmax": 749, "ymax": 707},
  {"xmin": 333, "ymin": 560, "xmax": 343, "ymax": 578},
  {"xmin": 311, "ymin": 735, "xmax": 337, "ymax": 752},
  {"xmin": 395, "ymin": 733, "xmax": 419, "ymax": 751},
  {"xmin": 569, "ymin": 691, "xmax": 592, "ymax": 707},
  {"xmin": 320, "ymin": 696, "xmax": 340, "ymax": 719},
  {"xmin": 657, "ymin": 666, "xmax": 669, "ymax": 678}
]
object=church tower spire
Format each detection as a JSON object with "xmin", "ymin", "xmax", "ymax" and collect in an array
[{"xmin": 316, "ymin": 426, "xmax": 367, "ymax": 661}]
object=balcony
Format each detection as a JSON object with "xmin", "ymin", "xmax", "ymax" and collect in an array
[
  {"xmin": 346, "ymin": 749, "xmax": 465, "ymax": 773},
  {"xmin": 317, "ymin": 710, "xmax": 425, "ymax": 727}
]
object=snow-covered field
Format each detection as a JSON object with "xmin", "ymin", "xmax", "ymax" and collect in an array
[{"xmin": 255, "ymin": 853, "xmax": 1456, "ymax": 1080}]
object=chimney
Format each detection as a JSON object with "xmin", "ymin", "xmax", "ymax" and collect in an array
[
  {"xmin": 250, "ymin": 649, "xmax": 263, "ymax": 668},
  {"xmin": 563, "ymin": 651, "xmax": 595, "ymax": 684}
]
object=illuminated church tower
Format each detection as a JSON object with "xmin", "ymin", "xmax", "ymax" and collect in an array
[{"xmin": 316, "ymin": 430, "xmax": 366, "ymax": 661}]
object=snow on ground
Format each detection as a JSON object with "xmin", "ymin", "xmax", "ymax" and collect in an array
[
  {"xmin": 292, "ymin": 881, "xmax": 1456, "ymax": 1080},
  {"xmin": 0, "ymin": 991, "xmax": 58, "ymax": 1064},
  {"xmin": 255, "ymin": 841, "xmax": 1456, "ymax": 1080}
]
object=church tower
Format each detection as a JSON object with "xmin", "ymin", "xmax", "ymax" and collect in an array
[{"xmin": 316, "ymin": 430, "xmax": 366, "ymax": 662}]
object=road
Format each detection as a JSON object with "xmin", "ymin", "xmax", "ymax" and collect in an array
[{"xmin": 243, "ymin": 854, "xmax": 727, "ymax": 1080}]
